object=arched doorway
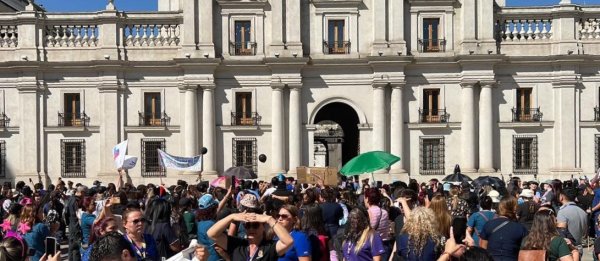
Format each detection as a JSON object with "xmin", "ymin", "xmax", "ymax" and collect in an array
[{"xmin": 313, "ymin": 102, "xmax": 360, "ymax": 168}]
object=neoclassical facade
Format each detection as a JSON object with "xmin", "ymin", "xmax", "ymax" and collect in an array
[{"xmin": 0, "ymin": 0, "xmax": 598, "ymax": 184}]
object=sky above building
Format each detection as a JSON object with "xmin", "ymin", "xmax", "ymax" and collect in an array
[{"xmin": 33, "ymin": 0, "xmax": 600, "ymax": 12}]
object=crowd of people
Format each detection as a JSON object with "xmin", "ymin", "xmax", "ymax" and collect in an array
[{"xmin": 0, "ymin": 169, "xmax": 598, "ymax": 261}]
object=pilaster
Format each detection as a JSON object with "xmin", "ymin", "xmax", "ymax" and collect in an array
[
  {"xmin": 271, "ymin": 83, "xmax": 286, "ymax": 175},
  {"xmin": 201, "ymin": 83, "xmax": 217, "ymax": 178},
  {"xmin": 460, "ymin": 81, "xmax": 477, "ymax": 173}
]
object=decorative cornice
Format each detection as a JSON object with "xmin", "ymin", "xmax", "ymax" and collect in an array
[
  {"xmin": 407, "ymin": 122, "xmax": 461, "ymax": 130},
  {"xmin": 497, "ymin": 121, "xmax": 554, "ymax": 128},
  {"xmin": 124, "ymin": 125, "xmax": 180, "ymax": 133},
  {"xmin": 44, "ymin": 126, "xmax": 100, "ymax": 133}
]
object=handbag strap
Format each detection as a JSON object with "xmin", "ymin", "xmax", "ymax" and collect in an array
[{"xmin": 492, "ymin": 220, "xmax": 510, "ymax": 234}]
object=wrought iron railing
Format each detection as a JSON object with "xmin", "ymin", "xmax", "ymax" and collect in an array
[
  {"xmin": 323, "ymin": 41, "xmax": 350, "ymax": 54},
  {"xmin": 138, "ymin": 111, "xmax": 171, "ymax": 127},
  {"xmin": 511, "ymin": 107, "xmax": 543, "ymax": 122},
  {"xmin": 417, "ymin": 38, "xmax": 446, "ymax": 53},
  {"xmin": 141, "ymin": 139, "xmax": 166, "ymax": 177},
  {"xmin": 418, "ymin": 108, "xmax": 449, "ymax": 123},
  {"xmin": 61, "ymin": 139, "xmax": 86, "ymax": 178},
  {"xmin": 595, "ymin": 107, "xmax": 600, "ymax": 121},
  {"xmin": 419, "ymin": 137, "xmax": 445, "ymax": 175},
  {"xmin": 0, "ymin": 112, "xmax": 10, "ymax": 128},
  {"xmin": 58, "ymin": 112, "xmax": 90, "ymax": 127},
  {"xmin": 513, "ymin": 135, "xmax": 538, "ymax": 175},
  {"xmin": 231, "ymin": 112, "xmax": 261, "ymax": 126},
  {"xmin": 230, "ymin": 42, "xmax": 256, "ymax": 56}
]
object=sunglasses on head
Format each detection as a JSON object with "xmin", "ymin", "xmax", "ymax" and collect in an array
[
  {"xmin": 275, "ymin": 213, "xmax": 291, "ymax": 220},
  {"xmin": 130, "ymin": 218, "xmax": 146, "ymax": 225},
  {"xmin": 245, "ymin": 222, "xmax": 262, "ymax": 229}
]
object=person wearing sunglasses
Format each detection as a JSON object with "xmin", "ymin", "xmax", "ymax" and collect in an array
[
  {"xmin": 207, "ymin": 211, "xmax": 294, "ymax": 261},
  {"xmin": 275, "ymin": 205, "xmax": 311, "ymax": 261},
  {"xmin": 122, "ymin": 209, "xmax": 159, "ymax": 261}
]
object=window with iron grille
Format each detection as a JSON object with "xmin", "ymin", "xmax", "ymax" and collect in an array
[
  {"xmin": 142, "ymin": 139, "xmax": 166, "ymax": 177},
  {"xmin": 233, "ymin": 138, "xmax": 257, "ymax": 173},
  {"xmin": 61, "ymin": 139, "xmax": 85, "ymax": 178},
  {"xmin": 0, "ymin": 141, "xmax": 5, "ymax": 178},
  {"xmin": 420, "ymin": 136, "xmax": 445, "ymax": 175},
  {"xmin": 595, "ymin": 135, "xmax": 600, "ymax": 171},
  {"xmin": 513, "ymin": 135, "xmax": 538, "ymax": 175}
]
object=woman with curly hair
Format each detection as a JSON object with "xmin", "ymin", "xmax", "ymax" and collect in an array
[
  {"xmin": 521, "ymin": 209, "xmax": 577, "ymax": 261},
  {"xmin": 429, "ymin": 195, "xmax": 452, "ymax": 238},
  {"xmin": 342, "ymin": 208, "xmax": 385, "ymax": 261},
  {"xmin": 397, "ymin": 207, "xmax": 442, "ymax": 260}
]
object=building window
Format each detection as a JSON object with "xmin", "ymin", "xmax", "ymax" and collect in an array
[
  {"xmin": 420, "ymin": 18, "xmax": 445, "ymax": 52},
  {"xmin": 420, "ymin": 137, "xmax": 444, "ymax": 175},
  {"xmin": 61, "ymin": 139, "xmax": 85, "ymax": 178},
  {"xmin": 513, "ymin": 135, "xmax": 537, "ymax": 175},
  {"xmin": 60, "ymin": 93, "xmax": 89, "ymax": 127},
  {"xmin": 232, "ymin": 138, "xmax": 257, "ymax": 173},
  {"xmin": 325, "ymin": 20, "xmax": 349, "ymax": 54},
  {"xmin": 232, "ymin": 92, "xmax": 260, "ymax": 126},
  {"xmin": 141, "ymin": 139, "xmax": 166, "ymax": 177},
  {"xmin": 513, "ymin": 88, "xmax": 542, "ymax": 122},
  {"xmin": 0, "ymin": 141, "xmax": 5, "ymax": 178},
  {"xmin": 232, "ymin": 21, "xmax": 255, "ymax": 55},
  {"xmin": 142, "ymin": 92, "xmax": 163, "ymax": 126},
  {"xmin": 420, "ymin": 89, "xmax": 447, "ymax": 123}
]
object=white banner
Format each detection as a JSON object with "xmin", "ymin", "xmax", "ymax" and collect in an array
[
  {"xmin": 122, "ymin": 155, "xmax": 138, "ymax": 170},
  {"xmin": 158, "ymin": 149, "xmax": 202, "ymax": 171},
  {"xmin": 113, "ymin": 140, "xmax": 128, "ymax": 168}
]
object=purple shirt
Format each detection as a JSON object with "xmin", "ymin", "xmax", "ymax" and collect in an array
[{"xmin": 342, "ymin": 232, "xmax": 385, "ymax": 261}]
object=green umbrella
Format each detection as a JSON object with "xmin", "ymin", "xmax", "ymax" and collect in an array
[{"xmin": 340, "ymin": 151, "xmax": 400, "ymax": 176}]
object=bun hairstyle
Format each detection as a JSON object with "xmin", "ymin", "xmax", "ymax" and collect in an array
[{"xmin": 0, "ymin": 236, "xmax": 28, "ymax": 261}]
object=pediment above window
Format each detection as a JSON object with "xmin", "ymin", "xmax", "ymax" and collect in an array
[
  {"xmin": 311, "ymin": 0, "xmax": 363, "ymax": 9},
  {"xmin": 216, "ymin": 0, "xmax": 268, "ymax": 10}
]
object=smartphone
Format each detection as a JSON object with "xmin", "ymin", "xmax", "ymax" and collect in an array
[
  {"xmin": 111, "ymin": 196, "xmax": 121, "ymax": 205},
  {"xmin": 45, "ymin": 237, "xmax": 58, "ymax": 256}
]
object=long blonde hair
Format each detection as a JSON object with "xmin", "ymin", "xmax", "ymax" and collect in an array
[
  {"xmin": 429, "ymin": 195, "xmax": 451, "ymax": 238},
  {"xmin": 449, "ymin": 187, "xmax": 460, "ymax": 210},
  {"xmin": 343, "ymin": 208, "xmax": 376, "ymax": 254},
  {"xmin": 401, "ymin": 207, "xmax": 441, "ymax": 256}
]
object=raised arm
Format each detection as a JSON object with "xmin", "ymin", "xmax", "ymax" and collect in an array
[
  {"xmin": 207, "ymin": 213, "xmax": 246, "ymax": 250},
  {"xmin": 256, "ymin": 214, "xmax": 294, "ymax": 256}
]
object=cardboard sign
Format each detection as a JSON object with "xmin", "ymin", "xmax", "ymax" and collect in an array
[{"xmin": 296, "ymin": 166, "xmax": 339, "ymax": 186}]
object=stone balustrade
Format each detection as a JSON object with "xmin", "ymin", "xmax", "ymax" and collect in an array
[
  {"xmin": 45, "ymin": 24, "xmax": 99, "ymax": 47},
  {"xmin": 0, "ymin": 25, "xmax": 18, "ymax": 48},
  {"xmin": 497, "ymin": 19, "xmax": 553, "ymax": 42},
  {"xmin": 124, "ymin": 24, "xmax": 180, "ymax": 47}
]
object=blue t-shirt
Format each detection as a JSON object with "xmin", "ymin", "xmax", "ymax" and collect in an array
[
  {"xmin": 197, "ymin": 220, "xmax": 222, "ymax": 261},
  {"xmin": 81, "ymin": 213, "xmax": 96, "ymax": 245},
  {"xmin": 124, "ymin": 233, "xmax": 159, "ymax": 261},
  {"xmin": 23, "ymin": 223, "xmax": 50, "ymax": 261},
  {"xmin": 480, "ymin": 218, "xmax": 527, "ymax": 261},
  {"xmin": 277, "ymin": 230, "xmax": 311, "ymax": 261},
  {"xmin": 397, "ymin": 234, "xmax": 437, "ymax": 261},
  {"xmin": 342, "ymin": 232, "xmax": 385, "ymax": 261},
  {"xmin": 82, "ymin": 244, "xmax": 93, "ymax": 261},
  {"xmin": 593, "ymin": 188, "xmax": 600, "ymax": 215},
  {"xmin": 466, "ymin": 210, "xmax": 496, "ymax": 246}
]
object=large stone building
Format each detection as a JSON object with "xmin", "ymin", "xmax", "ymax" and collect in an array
[{"xmin": 0, "ymin": 0, "xmax": 597, "ymax": 184}]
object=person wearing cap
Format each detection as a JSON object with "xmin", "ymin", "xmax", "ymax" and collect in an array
[
  {"xmin": 528, "ymin": 181, "xmax": 541, "ymax": 199},
  {"xmin": 207, "ymin": 195, "xmax": 294, "ymax": 261},
  {"xmin": 196, "ymin": 194, "xmax": 222, "ymax": 261},
  {"xmin": 516, "ymin": 189, "xmax": 539, "ymax": 231},
  {"xmin": 487, "ymin": 190, "xmax": 500, "ymax": 205}
]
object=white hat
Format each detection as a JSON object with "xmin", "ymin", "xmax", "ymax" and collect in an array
[
  {"xmin": 488, "ymin": 190, "xmax": 500, "ymax": 203},
  {"xmin": 520, "ymin": 189, "xmax": 534, "ymax": 198}
]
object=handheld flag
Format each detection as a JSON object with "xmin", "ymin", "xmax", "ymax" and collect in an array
[{"xmin": 158, "ymin": 149, "xmax": 202, "ymax": 171}]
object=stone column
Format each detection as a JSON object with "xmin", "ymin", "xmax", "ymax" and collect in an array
[
  {"xmin": 461, "ymin": 82, "xmax": 477, "ymax": 172},
  {"xmin": 372, "ymin": 0, "xmax": 387, "ymax": 54},
  {"xmin": 17, "ymin": 79, "xmax": 39, "ymax": 179},
  {"xmin": 285, "ymin": 0, "xmax": 302, "ymax": 54},
  {"xmin": 271, "ymin": 84, "xmax": 285, "ymax": 174},
  {"xmin": 98, "ymin": 74, "xmax": 120, "ymax": 175},
  {"xmin": 202, "ymin": 84, "xmax": 217, "ymax": 176},
  {"xmin": 372, "ymin": 84, "xmax": 387, "ymax": 152},
  {"xmin": 390, "ymin": 84, "xmax": 406, "ymax": 173},
  {"xmin": 288, "ymin": 84, "xmax": 302, "ymax": 175},
  {"xmin": 180, "ymin": 0, "xmax": 196, "ymax": 52},
  {"xmin": 479, "ymin": 83, "xmax": 495, "ymax": 172},
  {"xmin": 270, "ymin": 0, "xmax": 284, "ymax": 54},
  {"xmin": 182, "ymin": 85, "xmax": 199, "ymax": 160}
]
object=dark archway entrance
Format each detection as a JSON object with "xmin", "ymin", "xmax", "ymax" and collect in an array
[{"xmin": 313, "ymin": 102, "xmax": 360, "ymax": 167}]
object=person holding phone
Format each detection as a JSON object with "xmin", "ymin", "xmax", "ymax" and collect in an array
[{"xmin": 207, "ymin": 196, "xmax": 294, "ymax": 261}]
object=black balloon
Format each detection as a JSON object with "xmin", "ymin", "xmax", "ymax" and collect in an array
[
  {"xmin": 201, "ymin": 147, "xmax": 208, "ymax": 155},
  {"xmin": 259, "ymin": 154, "xmax": 267, "ymax": 163}
]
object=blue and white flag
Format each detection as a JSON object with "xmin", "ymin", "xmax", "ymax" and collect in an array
[{"xmin": 157, "ymin": 149, "xmax": 202, "ymax": 171}]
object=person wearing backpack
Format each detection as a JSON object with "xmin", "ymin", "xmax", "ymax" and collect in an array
[
  {"xmin": 517, "ymin": 189, "xmax": 540, "ymax": 231},
  {"xmin": 480, "ymin": 196, "xmax": 528, "ymax": 261},
  {"xmin": 466, "ymin": 196, "xmax": 496, "ymax": 247},
  {"xmin": 520, "ymin": 209, "xmax": 577, "ymax": 261}
]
